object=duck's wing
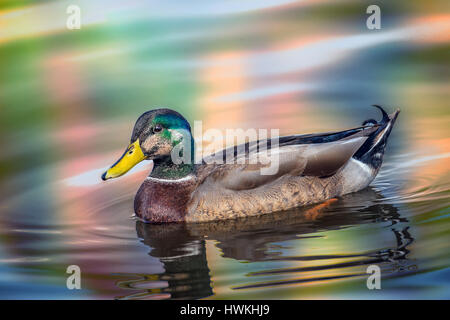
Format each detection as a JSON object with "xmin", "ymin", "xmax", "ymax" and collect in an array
[
  {"xmin": 198, "ymin": 125, "xmax": 378, "ymax": 191},
  {"xmin": 202, "ymin": 125, "xmax": 378, "ymax": 164}
]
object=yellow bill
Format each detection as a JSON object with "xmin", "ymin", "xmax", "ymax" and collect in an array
[{"xmin": 101, "ymin": 139, "xmax": 146, "ymax": 181}]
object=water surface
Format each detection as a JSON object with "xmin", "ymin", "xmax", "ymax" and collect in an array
[{"xmin": 0, "ymin": 0, "xmax": 449, "ymax": 299}]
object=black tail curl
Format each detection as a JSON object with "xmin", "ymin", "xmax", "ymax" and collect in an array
[{"xmin": 353, "ymin": 105, "xmax": 400, "ymax": 170}]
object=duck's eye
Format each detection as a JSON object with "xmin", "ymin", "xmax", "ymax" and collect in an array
[{"xmin": 153, "ymin": 124, "xmax": 163, "ymax": 133}]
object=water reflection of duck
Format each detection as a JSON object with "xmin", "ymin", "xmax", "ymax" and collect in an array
[
  {"xmin": 133, "ymin": 223, "xmax": 214, "ymax": 300},
  {"xmin": 115, "ymin": 189, "xmax": 413, "ymax": 299},
  {"xmin": 101, "ymin": 106, "xmax": 400, "ymax": 223},
  {"xmin": 183, "ymin": 188, "xmax": 412, "ymax": 262}
]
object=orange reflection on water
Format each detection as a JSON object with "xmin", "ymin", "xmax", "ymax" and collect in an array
[{"xmin": 410, "ymin": 14, "xmax": 450, "ymax": 44}]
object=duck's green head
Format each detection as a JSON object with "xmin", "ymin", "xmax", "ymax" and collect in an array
[{"xmin": 102, "ymin": 108, "xmax": 193, "ymax": 181}]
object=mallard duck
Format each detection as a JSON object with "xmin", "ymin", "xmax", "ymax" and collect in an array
[{"xmin": 102, "ymin": 105, "xmax": 399, "ymax": 223}]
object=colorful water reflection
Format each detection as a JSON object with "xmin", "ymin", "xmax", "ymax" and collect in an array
[{"xmin": 0, "ymin": 0, "xmax": 449, "ymax": 299}]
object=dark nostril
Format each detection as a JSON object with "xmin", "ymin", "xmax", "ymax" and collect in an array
[{"xmin": 101, "ymin": 172, "xmax": 108, "ymax": 181}]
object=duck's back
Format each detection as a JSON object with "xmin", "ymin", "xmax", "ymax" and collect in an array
[{"xmin": 185, "ymin": 107, "xmax": 400, "ymax": 222}]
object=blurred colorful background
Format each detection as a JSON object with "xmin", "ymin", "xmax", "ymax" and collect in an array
[{"xmin": 0, "ymin": 0, "xmax": 449, "ymax": 299}]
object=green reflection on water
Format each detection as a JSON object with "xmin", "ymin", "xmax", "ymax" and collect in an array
[{"xmin": 0, "ymin": 0, "xmax": 448, "ymax": 299}]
